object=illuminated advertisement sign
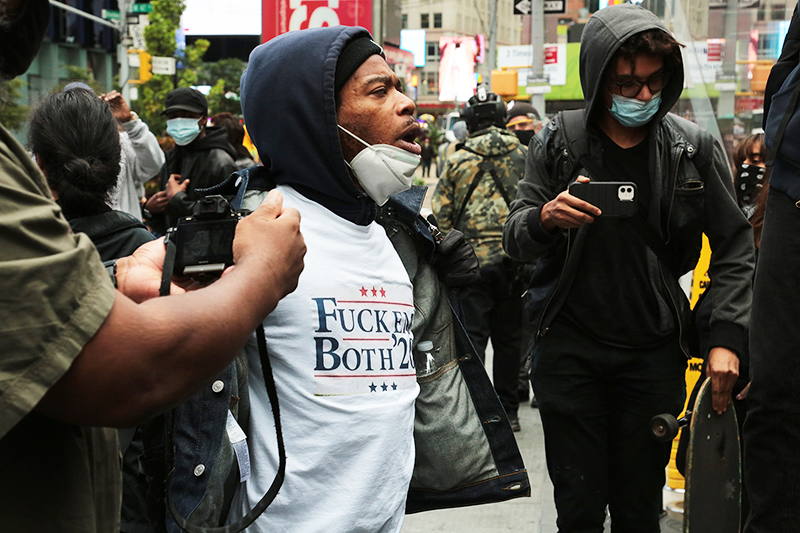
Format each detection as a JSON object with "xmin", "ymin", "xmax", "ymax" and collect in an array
[
  {"xmin": 262, "ymin": 0, "xmax": 372, "ymax": 42},
  {"xmin": 183, "ymin": 0, "xmax": 261, "ymax": 36},
  {"xmin": 400, "ymin": 29, "xmax": 426, "ymax": 67},
  {"xmin": 439, "ymin": 37, "xmax": 478, "ymax": 102}
]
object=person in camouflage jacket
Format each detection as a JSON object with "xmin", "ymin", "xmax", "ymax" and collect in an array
[{"xmin": 432, "ymin": 89, "xmax": 527, "ymax": 429}]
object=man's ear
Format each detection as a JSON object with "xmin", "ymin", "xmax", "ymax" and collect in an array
[{"xmin": 198, "ymin": 115, "xmax": 208, "ymax": 130}]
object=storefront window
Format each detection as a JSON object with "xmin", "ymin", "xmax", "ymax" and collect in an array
[{"xmin": 661, "ymin": 0, "xmax": 793, "ymax": 159}]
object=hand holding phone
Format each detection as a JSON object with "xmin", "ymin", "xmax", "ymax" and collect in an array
[
  {"xmin": 568, "ymin": 181, "xmax": 637, "ymax": 218},
  {"xmin": 540, "ymin": 176, "xmax": 602, "ymax": 232}
]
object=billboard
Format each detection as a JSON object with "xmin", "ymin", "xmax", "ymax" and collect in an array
[
  {"xmin": 183, "ymin": 0, "xmax": 262, "ymax": 36},
  {"xmin": 400, "ymin": 29, "xmax": 426, "ymax": 67},
  {"xmin": 438, "ymin": 37, "xmax": 478, "ymax": 102},
  {"xmin": 262, "ymin": 0, "xmax": 372, "ymax": 42},
  {"xmin": 496, "ymin": 44, "xmax": 567, "ymax": 86}
]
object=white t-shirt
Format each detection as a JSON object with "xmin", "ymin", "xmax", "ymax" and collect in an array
[{"xmin": 228, "ymin": 185, "xmax": 419, "ymax": 532}]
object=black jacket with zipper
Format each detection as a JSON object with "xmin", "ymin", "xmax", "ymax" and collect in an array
[
  {"xmin": 503, "ymin": 112, "xmax": 755, "ymax": 359},
  {"xmin": 502, "ymin": 3, "xmax": 754, "ymax": 359}
]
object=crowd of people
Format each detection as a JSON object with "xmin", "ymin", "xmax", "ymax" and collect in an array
[{"xmin": 2, "ymin": 0, "xmax": 800, "ymax": 531}]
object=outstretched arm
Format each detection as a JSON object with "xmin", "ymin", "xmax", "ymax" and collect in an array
[{"xmin": 36, "ymin": 190, "xmax": 306, "ymax": 427}]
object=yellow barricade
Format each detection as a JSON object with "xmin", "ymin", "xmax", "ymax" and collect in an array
[{"xmin": 667, "ymin": 235, "xmax": 711, "ymax": 492}]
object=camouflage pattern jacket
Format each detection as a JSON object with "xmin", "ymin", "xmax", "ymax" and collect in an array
[{"xmin": 432, "ymin": 125, "xmax": 526, "ymax": 267}]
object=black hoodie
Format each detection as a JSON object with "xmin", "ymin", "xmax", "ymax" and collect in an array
[{"xmin": 240, "ymin": 26, "xmax": 378, "ymax": 226}]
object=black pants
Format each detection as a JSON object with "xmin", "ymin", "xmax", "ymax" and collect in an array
[
  {"xmin": 744, "ymin": 188, "xmax": 800, "ymax": 533},
  {"xmin": 460, "ymin": 261, "xmax": 523, "ymax": 414},
  {"xmin": 421, "ymin": 160, "xmax": 432, "ymax": 177},
  {"xmin": 532, "ymin": 319, "xmax": 686, "ymax": 533}
]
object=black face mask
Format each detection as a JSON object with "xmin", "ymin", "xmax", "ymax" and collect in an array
[
  {"xmin": 735, "ymin": 163, "xmax": 766, "ymax": 210},
  {"xmin": 513, "ymin": 129, "xmax": 535, "ymax": 148},
  {"xmin": 0, "ymin": 0, "xmax": 51, "ymax": 79}
]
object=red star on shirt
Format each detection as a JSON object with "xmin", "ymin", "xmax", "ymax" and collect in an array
[
  {"xmin": 360, "ymin": 286, "xmax": 368, "ymax": 297},
  {"xmin": 380, "ymin": 287, "xmax": 386, "ymax": 297},
  {"xmin": 371, "ymin": 287, "xmax": 378, "ymax": 297}
]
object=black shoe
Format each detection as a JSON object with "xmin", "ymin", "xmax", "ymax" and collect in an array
[
  {"xmin": 530, "ymin": 396, "xmax": 539, "ymax": 409},
  {"xmin": 508, "ymin": 412, "xmax": 521, "ymax": 432}
]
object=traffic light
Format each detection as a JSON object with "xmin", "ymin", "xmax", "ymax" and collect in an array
[
  {"xmin": 491, "ymin": 69, "xmax": 519, "ymax": 97},
  {"xmin": 139, "ymin": 51, "xmax": 152, "ymax": 83}
]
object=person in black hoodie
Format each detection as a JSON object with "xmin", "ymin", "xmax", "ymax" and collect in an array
[
  {"xmin": 144, "ymin": 87, "xmax": 238, "ymax": 235},
  {"xmin": 29, "ymin": 89, "xmax": 154, "ymax": 260},
  {"xmin": 503, "ymin": 4, "xmax": 754, "ymax": 531}
]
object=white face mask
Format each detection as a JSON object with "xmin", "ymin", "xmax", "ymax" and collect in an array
[{"xmin": 338, "ymin": 125, "xmax": 420, "ymax": 206}]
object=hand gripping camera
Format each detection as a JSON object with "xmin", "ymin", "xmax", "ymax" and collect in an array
[{"xmin": 165, "ymin": 195, "xmax": 250, "ymax": 280}]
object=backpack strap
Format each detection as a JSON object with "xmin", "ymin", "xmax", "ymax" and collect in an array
[
  {"xmin": 558, "ymin": 109, "xmax": 590, "ymax": 164},
  {"xmin": 452, "ymin": 146, "xmax": 515, "ymax": 229},
  {"xmin": 452, "ymin": 166, "xmax": 486, "ymax": 229}
]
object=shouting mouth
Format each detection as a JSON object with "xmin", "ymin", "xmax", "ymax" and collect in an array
[{"xmin": 396, "ymin": 122, "xmax": 422, "ymax": 155}]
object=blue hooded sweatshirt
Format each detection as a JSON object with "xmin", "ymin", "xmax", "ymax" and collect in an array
[{"xmin": 241, "ymin": 26, "xmax": 378, "ymax": 226}]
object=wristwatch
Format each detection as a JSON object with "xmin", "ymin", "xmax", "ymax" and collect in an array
[{"xmin": 103, "ymin": 259, "xmax": 118, "ymax": 288}]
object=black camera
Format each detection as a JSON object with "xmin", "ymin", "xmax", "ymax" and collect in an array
[{"xmin": 165, "ymin": 195, "xmax": 250, "ymax": 280}]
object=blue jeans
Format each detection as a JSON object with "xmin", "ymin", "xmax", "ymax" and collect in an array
[
  {"xmin": 743, "ymin": 187, "xmax": 800, "ymax": 533},
  {"xmin": 532, "ymin": 319, "xmax": 686, "ymax": 533}
]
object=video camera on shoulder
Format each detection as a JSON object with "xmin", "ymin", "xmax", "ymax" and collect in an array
[{"xmin": 165, "ymin": 195, "xmax": 250, "ymax": 281}]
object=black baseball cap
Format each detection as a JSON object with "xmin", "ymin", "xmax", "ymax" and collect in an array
[{"xmin": 162, "ymin": 87, "xmax": 208, "ymax": 116}]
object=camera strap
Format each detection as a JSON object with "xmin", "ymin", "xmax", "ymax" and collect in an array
[
  {"xmin": 158, "ymin": 242, "xmax": 286, "ymax": 532},
  {"xmin": 166, "ymin": 324, "xmax": 286, "ymax": 533},
  {"xmin": 160, "ymin": 235, "xmax": 178, "ymax": 297}
]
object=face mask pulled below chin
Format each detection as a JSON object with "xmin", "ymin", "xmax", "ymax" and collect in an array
[
  {"xmin": 166, "ymin": 118, "xmax": 201, "ymax": 146},
  {"xmin": 609, "ymin": 92, "xmax": 662, "ymax": 128},
  {"xmin": 338, "ymin": 125, "xmax": 420, "ymax": 206},
  {"xmin": 0, "ymin": 0, "xmax": 51, "ymax": 80}
]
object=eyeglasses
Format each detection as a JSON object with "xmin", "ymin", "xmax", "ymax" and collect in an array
[{"xmin": 611, "ymin": 71, "xmax": 670, "ymax": 98}]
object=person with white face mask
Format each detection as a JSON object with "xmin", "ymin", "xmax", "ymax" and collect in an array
[
  {"xmin": 143, "ymin": 87, "xmax": 239, "ymax": 235},
  {"xmin": 226, "ymin": 31, "xmax": 423, "ymax": 533},
  {"xmin": 216, "ymin": 27, "xmax": 525, "ymax": 533}
]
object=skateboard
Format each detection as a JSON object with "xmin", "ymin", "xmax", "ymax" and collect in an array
[{"xmin": 650, "ymin": 377, "xmax": 741, "ymax": 533}]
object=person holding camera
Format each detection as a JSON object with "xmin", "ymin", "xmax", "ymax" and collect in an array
[
  {"xmin": 0, "ymin": 2, "xmax": 306, "ymax": 530},
  {"xmin": 502, "ymin": 4, "xmax": 754, "ymax": 531},
  {"xmin": 431, "ymin": 86, "xmax": 528, "ymax": 431}
]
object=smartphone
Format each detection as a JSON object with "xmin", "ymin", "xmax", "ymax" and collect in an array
[{"xmin": 568, "ymin": 181, "xmax": 638, "ymax": 218}]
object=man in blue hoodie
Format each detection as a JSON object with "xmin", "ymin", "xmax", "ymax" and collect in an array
[
  {"xmin": 226, "ymin": 27, "xmax": 427, "ymax": 532},
  {"xmin": 503, "ymin": 4, "xmax": 754, "ymax": 532}
]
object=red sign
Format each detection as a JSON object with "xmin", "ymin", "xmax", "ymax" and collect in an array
[
  {"xmin": 736, "ymin": 96, "xmax": 763, "ymax": 112},
  {"xmin": 707, "ymin": 39, "xmax": 723, "ymax": 62},
  {"xmin": 262, "ymin": 0, "xmax": 372, "ymax": 43},
  {"xmin": 545, "ymin": 46, "xmax": 557, "ymax": 65}
]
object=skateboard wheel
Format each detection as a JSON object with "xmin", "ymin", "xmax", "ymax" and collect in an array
[{"xmin": 650, "ymin": 413, "xmax": 679, "ymax": 442}]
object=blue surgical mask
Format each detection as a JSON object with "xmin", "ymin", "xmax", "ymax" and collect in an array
[
  {"xmin": 166, "ymin": 118, "xmax": 201, "ymax": 146},
  {"xmin": 608, "ymin": 92, "xmax": 662, "ymax": 128}
]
